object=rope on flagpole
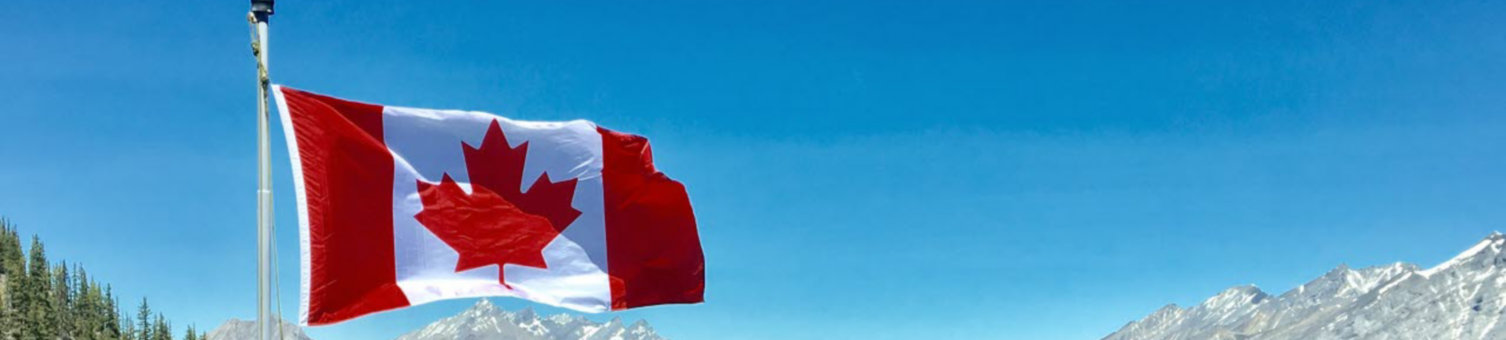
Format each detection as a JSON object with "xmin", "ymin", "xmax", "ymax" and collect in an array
[{"xmin": 248, "ymin": 14, "xmax": 269, "ymax": 90}]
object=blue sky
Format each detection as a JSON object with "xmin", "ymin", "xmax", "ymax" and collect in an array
[{"xmin": 3, "ymin": 0, "xmax": 1505, "ymax": 339}]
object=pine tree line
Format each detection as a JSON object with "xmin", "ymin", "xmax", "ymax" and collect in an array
[{"xmin": 0, "ymin": 219, "xmax": 207, "ymax": 340}]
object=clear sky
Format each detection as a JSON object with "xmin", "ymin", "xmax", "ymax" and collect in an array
[{"xmin": 2, "ymin": 0, "xmax": 1505, "ymax": 339}]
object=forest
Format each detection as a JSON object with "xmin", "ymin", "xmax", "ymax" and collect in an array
[{"xmin": 0, "ymin": 219, "xmax": 204, "ymax": 340}]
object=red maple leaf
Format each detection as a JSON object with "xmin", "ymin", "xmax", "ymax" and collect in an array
[{"xmin": 415, "ymin": 120, "xmax": 582, "ymax": 287}]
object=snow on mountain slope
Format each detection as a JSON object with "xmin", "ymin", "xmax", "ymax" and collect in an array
[
  {"xmin": 1105, "ymin": 232, "xmax": 1506, "ymax": 340},
  {"xmin": 396, "ymin": 299, "xmax": 665, "ymax": 340}
]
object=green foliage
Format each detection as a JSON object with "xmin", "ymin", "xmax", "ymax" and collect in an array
[
  {"xmin": 106, "ymin": 286, "xmax": 124, "ymax": 339},
  {"xmin": 152, "ymin": 314, "xmax": 171, "ymax": 340},
  {"xmin": 137, "ymin": 298, "xmax": 153, "ymax": 340},
  {"xmin": 53, "ymin": 261, "xmax": 73, "ymax": 338},
  {"xmin": 0, "ymin": 219, "xmax": 183, "ymax": 340},
  {"xmin": 27, "ymin": 235, "xmax": 58, "ymax": 339},
  {"xmin": 1, "ymin": 219, "xmax": 23, "ymax": 339},
  {"xmin": 121, "ymin": 313, "xmax": 136, "ymax": 340}
]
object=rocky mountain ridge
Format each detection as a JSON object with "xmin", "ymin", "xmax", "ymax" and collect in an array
[{"xmin": 1106, "ymin": 232, "xmax": 1506, "ymax": 340}]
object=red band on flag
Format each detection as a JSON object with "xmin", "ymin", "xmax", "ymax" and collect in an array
[
  {"xmin": 281, "ymin": 88, "xmax": 410, "ymax": 325},
  {"xmin": 598, "ymin": 127, "xmax": 705, "ymax": 310}
]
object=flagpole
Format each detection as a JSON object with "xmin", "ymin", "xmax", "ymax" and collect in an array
[{"xmin": 250, "ymin": 0, "xmax": 275, "ymax": 339}]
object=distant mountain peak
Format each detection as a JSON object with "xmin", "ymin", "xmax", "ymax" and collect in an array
[
  {"xmin": 516, "ymin": 305, "xmax": 538, "ymax": 320},
  {"xmin": 1326, "ymin": 263, "xmax": 1351, "ymax": 275},
  {"xmin": 1147, "ymin": 304, "xmax": 1183, "ymax": 320},
  {"xmin": 548, "ymin": 312, "xmax": 583, "ymax": 325},
  {"xmin": 206, "ymin": 318, "xmax": 312, "ymax": 340},
  {"xmin": 1419, "ymin": 231, "xmax": 1506, "ymax": 277},
  {"xmin": 1223, "ymin": 284, "xmax": 1263, "ymax": 295},
  {"xmin": 470, "ymin": 298, "xmax": 499, "ymax": 313},
  {"xmin": 1105, "ymin": 232, "xmax": 1506, "ymax": 340},
  {"xmin": 1204, "ymin": 285, "xmax": 1267, "ymax": 306}
]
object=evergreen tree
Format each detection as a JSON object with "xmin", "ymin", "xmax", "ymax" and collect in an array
[
  {"xmin": 0, "ymin": 221, "xmax": 188, "ymax": 340},
  {"xmin": 136, "ymin": 298, "xmax": 152, "ymax": 340},
  {"xmin": 104, "ymin": 288, "xmax": 120, "ymax": 339},
  {"xmin": 152, "ymin": 314, "xmax": 171, "ymax": 340},
  {"xmin": 26, "ymin": 235, "xmax": 58, "ymax": 340},
  {"xmin": 0, "ymin": 227, "xmax": 10, "ymax": 339},
  {"xmin": 2, "ymin": 228, "xmax": 19, "ymax": 278},
  {"xmin": 183, "ymin": 325, "xmax": 196, "ymax": 340},
  {"xmin": 120, "ymin": 312, "xmax": 135, "ymax": 340},
  {"xmin": 53, "ymin": 260, "xmax": 75, "ymax": 338},
  {"xmin": 0, "ymin": 224, "xmax": 24, "ymax": 339},
  {"xmin": 72, "ymin": 264, "xmax": 95, "ymax": 340}
]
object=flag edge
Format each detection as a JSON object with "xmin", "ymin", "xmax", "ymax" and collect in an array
[{"xmin": 272, "ymin": 84, "xmax": 315, "ymax": 326}]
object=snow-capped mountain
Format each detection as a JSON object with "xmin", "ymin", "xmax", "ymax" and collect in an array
[
  {"xmin": 396, "ymin": 299, "xmax": 665, "ymax": 340},
  {"xmin": 206, "ymin": 318, "xmax": 313, "ymax": 340},
  {"xmin": 1106, "ymin": 232, "xmax": 1506, "ymax": 340}
]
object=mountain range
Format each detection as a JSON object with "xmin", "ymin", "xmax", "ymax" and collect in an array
[
  {"xmin": 395, "ymin": 299, "xmax": 664, "ymax": 340},
  {"xmin": 210, "ymin": 299, "xmax": 664, "ymax": 340},
  {"xmin": 206, "ymin": 318, "xmax": 313, "ymax": 340},
  {"xmin": 1105, "ymin": 232, "xmax": 1506, "ymax": 340}
]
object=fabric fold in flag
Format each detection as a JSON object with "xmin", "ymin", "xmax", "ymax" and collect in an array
[{"xmin": 273, "ymin": 85, "xmax": 705, "ymax": 326}]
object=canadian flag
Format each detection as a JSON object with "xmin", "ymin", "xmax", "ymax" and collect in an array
[{"xmin": 273, "ymin": 86, "xmax": 705, "ymax": 325}]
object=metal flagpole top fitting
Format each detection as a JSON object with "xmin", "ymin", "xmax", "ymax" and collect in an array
[{"xmin": 251, "ymin": 0, "xmax": 274, "ymax": 21}]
